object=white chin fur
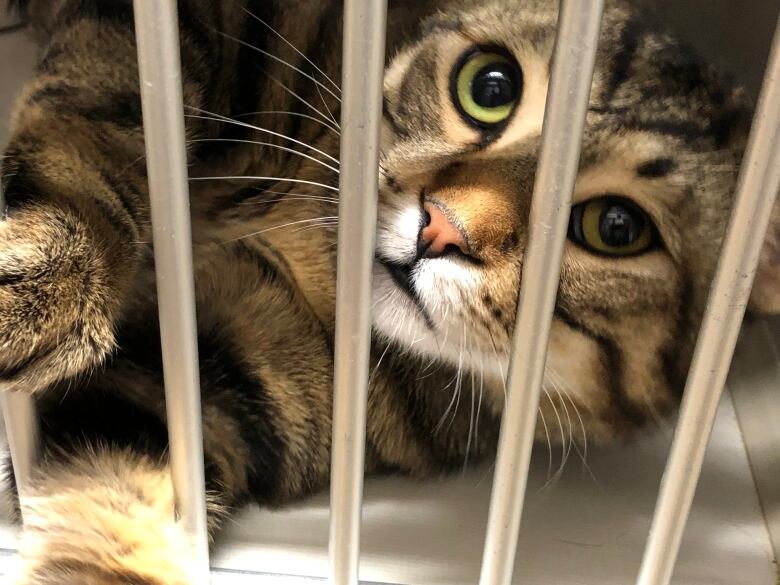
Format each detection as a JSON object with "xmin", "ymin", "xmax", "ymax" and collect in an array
[
  {"xmin": 374, "ymin": 192, "xmax": 508, "ymax": 383},
  {"xmin": 376, "ymin": 203, "xmax": 421, "ymax": 264},
  {"xmin": 371, "ymin": 262, "xmax": 507, "ymax": 385}
]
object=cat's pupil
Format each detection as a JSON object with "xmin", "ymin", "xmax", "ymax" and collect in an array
[
  {"xmin": 471, "ymin": 63, "xmax": 516, "ymax": 108},
  {"xmin": 599, "ymin": 204, "xmax": 644, "ymax": 247}
]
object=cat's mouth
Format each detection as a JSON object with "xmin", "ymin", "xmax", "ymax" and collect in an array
[
  {"xmin": 382, "ymin": 259, "xmax": 414, "ymax": 294},
  {"xmin": 377, "ymin": 257, "xmax": 435, "ymax": 329}
]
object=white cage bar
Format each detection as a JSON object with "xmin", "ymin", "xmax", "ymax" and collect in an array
[
  {"xmin": 0, "ymin": 375, "xmax": 39, "ymax": 522},
  {"xmin": 478, "ymin": 2, "xmax": 604, "ymax": 585},
  {"xmin": 132, "ymin": 0, "xmax": 210, "ymax": 582},
  {"xmin": 1, "ymin": 1, "xmax": 780, "ymax": 584},
  {"xmin": 0, "ymin": 177, "xmax": 40, "ymax": 525},
  {"xmin": 636, "ymin": 15, "xmax": 780, "ymax": 585},
  {"xmin": 328, "ymin": 2, "xmax": 388, "ymax": 585}
]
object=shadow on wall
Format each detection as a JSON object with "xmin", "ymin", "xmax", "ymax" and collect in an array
[{"xmin": 636, "ymin": 0, "xmax": 779, "ymax": 99}]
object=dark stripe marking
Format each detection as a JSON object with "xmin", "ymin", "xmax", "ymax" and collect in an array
[
  {"xmin": 30, "ymin": 83, "xmax": 143, "ymax": 129},
  {"xmin": 196, "ymin": 326, "xmax": 286, "ymax": 503},
  {"xmin": 637, "ymin": 157, "xmax": 678, "ymax": 179},
  {"xmin": 602, "ymin": 16, "xmax": 643, "ymax": 104},
  {"xmin": 660, "ymin": 275, "xmax": 693, "ymax": 399},
  {"xmin": 554, "ymin": 307, "xmax": 647, "ymax": 427}
]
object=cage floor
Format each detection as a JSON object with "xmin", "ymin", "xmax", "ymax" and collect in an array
[
  {"xmin": 1, "ymin": 394, "xmax": 775, "ymax": 584},
  {"xmin": 0, "ymin": 20, "xmax": 776, "ymax": 585}
]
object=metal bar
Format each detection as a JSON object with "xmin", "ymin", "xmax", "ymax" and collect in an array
[
  {"xmin": 729, "ymin": 318, "xmax": 780, "ymax": 562},
  {"xmin": 328, "ymin": 1, "xmax": 388, "ymax": 584},
  {"xmin": 478, "ymin": 2, "xmax": 604, "ymax": 585},
  {"xmin": 0, "ymin": 390, "xmax": 39, "ymax": 521},
  {"xmin": 636, "ymin": 16, "xmax": 780, "ymax": 585},
  {"xmin": 132, "ymin": 1, "xmax": 209, "ymax": 581},
  {"xmin": 0, "ymin": 182, "xmax": 40, "ymax": 524}
]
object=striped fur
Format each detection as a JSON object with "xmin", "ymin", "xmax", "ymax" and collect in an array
[{"xmin": 1, "ymin": 1, "xmax": 776, "ymax": 582}]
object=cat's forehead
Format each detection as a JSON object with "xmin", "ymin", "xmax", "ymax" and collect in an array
[
  {"xmin": 381, "ymin": 0, "xmax": 749, "ymax": 274},
  {"xmin": 402, "ymin": 0, "xmax": 742, "ymax": 124},
  {"xmin": 386, "ymin": 0, "xmax": 748, "ymax": 167}
]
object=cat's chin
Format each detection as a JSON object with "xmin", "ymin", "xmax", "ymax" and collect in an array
[
  {"xmin": 372, "ymin": 260, "xmax": 433, "ymax": 343},
  {"xmin": 371, "ymin": 260, "xmax": 508, "ymax": 386}
]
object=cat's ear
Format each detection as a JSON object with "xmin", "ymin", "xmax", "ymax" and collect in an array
[{"xmin": 749, "ymin": 193, "xmax": 780, "ymax": 313}]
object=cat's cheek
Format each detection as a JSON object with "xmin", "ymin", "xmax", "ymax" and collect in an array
[
  {"xmin": 371, "ymin": 267, "xmax": 428, "ymax": 340},
  {"xmin": 545, "ymin": 320, "xmax": 609, "ymax": 414}
]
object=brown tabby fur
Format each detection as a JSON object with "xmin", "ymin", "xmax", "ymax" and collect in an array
[{"xmin": 1, "ymin": 0, "xmax": 778, "ymax": 582}]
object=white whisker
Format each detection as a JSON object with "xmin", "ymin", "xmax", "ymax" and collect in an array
[
  {"xmin": 293, "ymin": 221, "xmax": 339, "ymax": 234},
  {"xmin": 370, "ymin": 342, "xmax": 393, "ymax": 385},
  {"xmin": 234, "ymin": 185, "xmax": 337, "ymax": 202},
  {"xmin": 229, "ymin": 215, "xmax": 338, "ymax": 242},
  {"xmin": 315, "ymin": 81, "xmax": 340, "ymax": 128},
  {"xmin": 187, "ymin": 138, "xmax": 339, "ymax": 174},
  {"xmin": 191, "ymin": 175, "xmax": 338, "ymax": 193},
  {"xmin": 234, "ymin": 110, "xmax": 339, "ymax": 134},
  {"xmin": 436, "ymin": 373, "xmax": 461, "ymax": 434},
  {"xmin": 541, "ymin": 391, "xmax": 566, "ymax": 489},
  {"xmin": 537, "ymin": 407, "xmax": 554, "ymax": 484},
  {"xmin": 213, "ymin": 28, "xmax": 341, "ymax": 102},
  {"xmin": 549, "ymin": 370, "xmax": 593, "ymax": 477},
  {"xmin": 249, "ymin": 196, "xmax": 337, "ymax": 205},
  {"xmin": 185, "ymin": 106, "xmax": 339, "ymax": 164},
  {"xmin": 463, "ymin": 368, "xmax": 476, "ymax": 474},
  {"xmin": 240, "ymin": 5, "xmax": 342, "ymax": 94},
  {"xmin": 475, "ymin": 359, "xmax": 484, "ymax": 458},
  {"xmin": 551, "ymin": 381, "xmax": 575, "ymax": 477},
  {"xmin": 259, "ymin": 68, "xmax": 337, "ymax": 127}
]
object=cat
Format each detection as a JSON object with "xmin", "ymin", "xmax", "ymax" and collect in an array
[{"xmin": 1, "ymin": 0, "xmax": 778, "ymax": 583}]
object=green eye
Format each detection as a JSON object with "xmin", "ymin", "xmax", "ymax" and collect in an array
[
  {"xmin": 568, "ymin": 197, "xmax": 656, "ymax": 256},
  {"xmin": 451, "ymin": 48, "xmax": 523, "ymax": 127}
]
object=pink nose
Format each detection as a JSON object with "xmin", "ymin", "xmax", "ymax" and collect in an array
[{"xmin": 420, "ymin": 203, "xmax": 467, "ymax": 257}]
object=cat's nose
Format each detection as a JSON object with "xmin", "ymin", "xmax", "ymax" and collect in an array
[{"xmin": 417, "ymin": 202, "xmax": 469, "ymax": 259}]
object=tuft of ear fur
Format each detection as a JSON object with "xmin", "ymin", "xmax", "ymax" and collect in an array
[{"xmin": 749, "ymin": 193, "xmax": 780, "ymax": 314}]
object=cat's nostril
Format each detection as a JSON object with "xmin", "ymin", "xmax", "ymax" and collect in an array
[
  {"xmin": 441, "ymin": 243, "xmax": 463, "ymax": 257},
  {"xmin": 418, "ymin": 202, "xmax": 469, "ymax": 259}
]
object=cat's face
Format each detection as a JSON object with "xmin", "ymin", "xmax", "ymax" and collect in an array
[{"xmin": 372, "ymin": 0, "xmax": 759, "ymax": 441}]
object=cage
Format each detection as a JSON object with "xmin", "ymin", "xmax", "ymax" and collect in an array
[{"xmin": 0, "ymin": 1, "xmax": 779, "ymax": 584}]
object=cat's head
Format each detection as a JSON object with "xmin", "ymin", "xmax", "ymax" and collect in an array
[{"xmin": 373, "ymin": 0, "xmax": 779, "ymax": 441}]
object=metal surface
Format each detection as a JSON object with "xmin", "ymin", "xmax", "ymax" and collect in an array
[
  {"xmin": 636, "ymin": 16, "xmax": 780, "ymax": 585},
  {"xmin": 0, "ymin": 391, "xmax": 39, "ymax": 521},
  {"xmin": 328, "ymin": 1, "xmax": 388, "ymax": 584},
  {"xmin": 478, "ymin": 3, "xmax": 604, "ymax": 585},
  {"xmin": 0, "ymin": 178, "xmax": 40, "ymax": 524},
  {"xmin": 730, "ymin": 316, "xmax": 780, "ymax": 562},
  {"xmin": 132, "ymin": 1, "xmax": 210, "ymax": 581}
]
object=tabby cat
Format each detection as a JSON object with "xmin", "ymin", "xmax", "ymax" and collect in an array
[{"xmin": 1, "ymin": 0, "xmax": 779, "ymax": 582}]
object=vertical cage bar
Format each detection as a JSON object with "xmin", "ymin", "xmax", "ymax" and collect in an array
[
  {"xmin": 132, "ymin": 1, "xmax": 209, "ymax": 581},
  {"xmin": 636, "ymin": 16, "xmax": 780, "ymax": 585},
  {"xmin": 0, "ymin": 390, "xmax": 39, "ymax": 521},
  {"xmin": 478, "ymin": 2, "xmax": 604, "ymax": 585},
  {"xmin": 328, "ymin": 1, "xmax": 388, "ymax": 585},
  {"xmin": 0, "ymin": 183, "xmax": 40, "ymax": 523}
]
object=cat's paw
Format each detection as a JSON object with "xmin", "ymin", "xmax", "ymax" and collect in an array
[
  {"xmin": 9, "ymin": 556, "xmax": 195, "ymax": 585},
  {"xmin": 0, "ymin": 201, "xmax": 122, "ymax": 393},
  {"xmin": 10, "ymin": 451, "xmax": 197, "ymax": 585}
]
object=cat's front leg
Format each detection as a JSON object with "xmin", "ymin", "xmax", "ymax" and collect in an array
[
  {"xmin": 0, "ymin": 12, "xmax": 155, "ymax": 393},
  {"xmin": 0, "ymin": 186, "xmax": 138, "ymax": 393},
  {"xmin": 0, "ymin": 0, "xmax": 237, "ymax": 393},
  {"xmin": 8, "ymin": 450, "xmax": 205, "ymax": 585}
]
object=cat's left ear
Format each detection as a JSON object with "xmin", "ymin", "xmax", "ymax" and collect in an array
[{"xmin": 749, "ymin": 193, "xmax": 780, "ymax": 313}]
